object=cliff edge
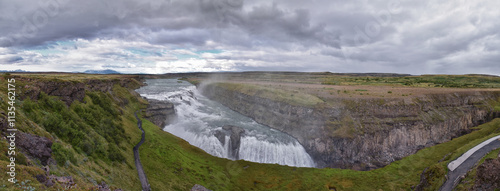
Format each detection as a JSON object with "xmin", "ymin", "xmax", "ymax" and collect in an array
[{"xmin": 200, "ymin": 82, "xmax": 500, "ymax": 169}]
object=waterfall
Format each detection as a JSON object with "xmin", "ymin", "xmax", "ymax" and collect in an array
[{"xmin": 137, "ymin": 79, "xmax": 315, "ymax": 168}]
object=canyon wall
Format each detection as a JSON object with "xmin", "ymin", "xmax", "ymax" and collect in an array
[{"xmin": 200, "ymin": 83, "xmax": 500, "ymax": 170}]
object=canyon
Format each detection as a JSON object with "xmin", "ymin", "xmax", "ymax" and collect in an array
[{"xmin": 200, "ymin": 81, "xmax": 500, "ymax": 169}]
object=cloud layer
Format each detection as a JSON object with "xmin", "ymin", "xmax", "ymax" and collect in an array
[{"xmin": 0, "ymin": 0, "xmax": 499, "ymax": 75}]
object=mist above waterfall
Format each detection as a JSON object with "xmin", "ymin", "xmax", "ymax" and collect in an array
[{"xmin": 136, "ymin": 79, "xmax": 315, "ymax": 168}]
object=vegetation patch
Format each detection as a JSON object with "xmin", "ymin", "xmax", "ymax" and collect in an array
[
  {"xmin": 214, "ymin": 82, "xmax": 323, "ymax": 107},
  {"xmin": 321, "ymin": 74, "xmax": 500, "ymax": 88}
]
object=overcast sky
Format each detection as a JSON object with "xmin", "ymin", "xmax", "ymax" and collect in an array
[{"xmin": 0, "ymin": 0, "xmax": 499, "ymax": 75}]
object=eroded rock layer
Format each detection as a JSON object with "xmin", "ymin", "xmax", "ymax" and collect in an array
[{"xmin": 201, "ymin": 83, "xmax": 500, "ymax": 169}]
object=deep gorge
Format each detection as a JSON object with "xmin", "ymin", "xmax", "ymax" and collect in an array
[{"xmin": 200, "ymin": 82, "xmax": 500, "ymax": 170}]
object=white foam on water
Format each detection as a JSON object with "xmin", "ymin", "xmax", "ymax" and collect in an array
[
  {"xmin": 137, "ymin": 79, "xmax": 316, "ymax": 168},
  {"xmin": 239, "ymin": 136, "xmax": 315, "ymax": 167}
]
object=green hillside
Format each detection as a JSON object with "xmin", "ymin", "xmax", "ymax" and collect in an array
[{"xmin": 0, "ymin": 73, "xmax": 499, "ymax": 190}]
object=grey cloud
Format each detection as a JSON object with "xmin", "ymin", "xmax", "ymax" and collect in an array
[
  {"xmin": 0, "ymin": 0, "xmax": 338, "ymax": 49},
  {"xmin": 0, "ymin": 0, "xmax": 499, "ymax": 75}
]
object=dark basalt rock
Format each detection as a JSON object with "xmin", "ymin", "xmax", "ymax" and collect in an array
[
  {"xmin": 144, "ymin": 99, "xmax": 176, "ymax": 128},
  {"xmin": 17, "ymin": 132, "xmax": 52, "ymax": 165},
  {"xmin": 201, "ymin": 82, "xmax": 500, "ymax": 169},
  {"xmin": 222, "ymin": 125, "xmax": 245, "ymax": 160},
  {"xmin": 23, "ymin": 81, "xmax": 85, "ymax": 106},
  {"xmin": 19, "ymin": 77, "xmax": 142, "ymax": 106},
  {"xmin": 213, "ymin": 125, "xmax": 246, "ymax": 159},
  {"xmin": 214, "ymin": 130, "xmax": 226, "ymax": 145}
]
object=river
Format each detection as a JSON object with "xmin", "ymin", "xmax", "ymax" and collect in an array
[{"xmin": 136, "ymin": 79, "xmax": 315, "ymax": 167}]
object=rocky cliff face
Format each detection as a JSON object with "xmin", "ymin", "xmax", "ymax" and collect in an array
[
  {"xmin": 17, "ymin": 132, "xmax": 53, "ymax": 165},
  {"xmin": 144, "ymin": 99, "xmax": 176, "ymax": 128},
  {"xmin": 213, "ymin": 125, "xmax": 245, "ymax": 159},
  {"xmin": 201, "ymin": 83, "xmax": 500, "ymax": 169},
  {"xmin": 20, "ymin": 77, "xmax": 142, "ymax": 106}
]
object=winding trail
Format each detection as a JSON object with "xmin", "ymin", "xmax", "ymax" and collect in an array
[
  {"xmin": 440, "ymin": 136, "xmax": 500, "ymax": 191},
  {"xmin": 134, "ymin": 111, "xmax": 151, "ymax": 191}
]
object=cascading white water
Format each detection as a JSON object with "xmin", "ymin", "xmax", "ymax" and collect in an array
[{"xmin": 137, "ymin": 79, "xmax": 315, "ymax": 168}]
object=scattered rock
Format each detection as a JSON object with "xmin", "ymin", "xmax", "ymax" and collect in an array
[
  {"xmin": 86, "ymin": 181, "xmax": 123, "ymax": 191},
  {"xmin": 191, "ymin": 184, "xmax": 212, "ymax": 191},
  {"xmin": 16, "ymin": 132, "xmax": 52, "ymax": 165},
  {"xmin": 96, "ymin": 181, "xmax": 111, "ymax": 191},
  {"xmin": 144, "ymin": 99, "xmax": 176, "ymax": 128},
  {"xmin": 472, "ymin": 157, "xmax": 500, "ymax": 190},
  {"xmin": 36, "ymin": 173, "xmax": 75, "ymax": 189}
]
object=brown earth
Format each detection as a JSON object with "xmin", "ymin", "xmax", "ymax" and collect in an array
[{"xmin": 472, "ymin": 154, "xmax": 500, "ymax": 190}]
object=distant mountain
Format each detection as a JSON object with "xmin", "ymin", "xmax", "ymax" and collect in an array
[
  {"xmin": 83, "ymin": 69, "xmax": 120, "ymax": 74},
  {"xmin": 0, "ymin": 69, "xmax": 28, "ymax": 73}
]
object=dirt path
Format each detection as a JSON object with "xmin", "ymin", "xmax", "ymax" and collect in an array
[
  {"xmin": 134, "ymin": 111, "xmax": 151, "ymax": 191},
  {"xmin": 439, "ymin": 138, "xmax": 500, "ymax": 191}
]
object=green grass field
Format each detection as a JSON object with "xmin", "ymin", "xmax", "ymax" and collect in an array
[{"xmin": 320, "ymin": 74, "xmax": 500, "ymax": 88}]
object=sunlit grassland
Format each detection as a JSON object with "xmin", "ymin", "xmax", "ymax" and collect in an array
[{"xmin": 320, "ymin": 74, "xmax": 500, "ymax": 88}]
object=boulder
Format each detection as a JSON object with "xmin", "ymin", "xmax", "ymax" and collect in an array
[
  {"xmin": 191, "ymin": 184, "xmax": 212, "ymax": 191},
  {"xmin": 17, "ymin": 132, "xmax": 52, "ymax": 165}
]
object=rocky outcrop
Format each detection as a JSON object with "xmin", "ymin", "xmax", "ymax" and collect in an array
[
  {"xmin": 35, "ymin": 168, "xmax": 75, "ymax": 189},
  {"xmin": 191, "ymin": 184, "xmax": 212, "ymax": 191},
  {"xmin": 20, "ymin": 77, "xmax": 142, "ymax": 106},
  {"xmin": 201, "ymin": 83, "xmax": 500, "ymax": 169},
  {"xmin": 0, "ymin": 111, "xmax": 8, "ymax": 132},
  {"xmin": 216, "ymin": 125, "xmax": 245, "ymax": 159},
  {"xmin": 144, "ymin": 99, "xmax": 176, "ymax": 128},
  {"xmin": 17, "ymin": 132, "xmax": 53, "ymax": 165},
  {"xmin": 472, "ymin": 154, "xmax": 500, "ymax": 191}
]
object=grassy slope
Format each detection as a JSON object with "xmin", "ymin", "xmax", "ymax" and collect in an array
[
  {"xmin": 0, "ymin": 74, "xmax": 143, "ymax": 190},
  {"xmin": 0, "ymin": 73, "xmax": 499, "ymax": 190}
]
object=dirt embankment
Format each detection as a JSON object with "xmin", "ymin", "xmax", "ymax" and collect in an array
[{"xmin": 200, "ymin": 83, "xmax": 500, "ymax": 170}]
